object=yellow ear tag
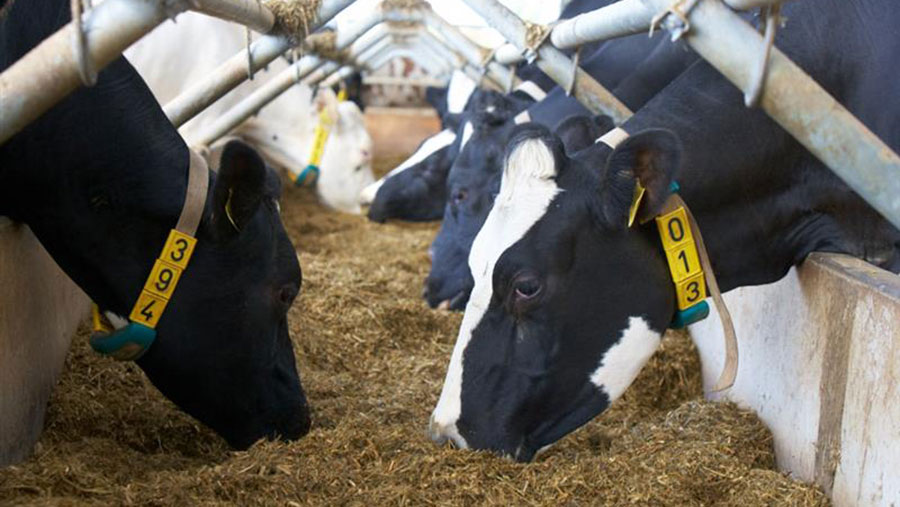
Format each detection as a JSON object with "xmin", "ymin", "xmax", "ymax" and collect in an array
[
  {"xmin": 337, "ymin": 87, "xmax": 348, "ymax": 102},
  {"xmin": 628, "ymin": 181, "xmax": 646, "ymax": 227}
]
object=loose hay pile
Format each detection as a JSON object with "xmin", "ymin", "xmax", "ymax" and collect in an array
[{"xmin": 0, "ymin": 156, "xmax": 828, "ymax": 505}]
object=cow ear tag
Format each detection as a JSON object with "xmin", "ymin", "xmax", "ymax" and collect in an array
[
  {"xmin": 89, "ymin": 304, "xmax": 156, "ymax": 361},
  {"xmin": 627, "ymin": 181, "xmax": 646, "ymax": 227}
]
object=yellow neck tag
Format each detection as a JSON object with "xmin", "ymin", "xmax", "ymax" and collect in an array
[
  {"xmin": 655, "ymin": 205, "xmax": 707, "ymax": 310},
  {"xmin": 127, "ymin": 229, "xmax": 197, "ymax": 328},
  {"xmin": 628, "ymin": 181, "xmax": 646, "ymax": 227},
  {"xmin": 307, "ymin": 110, "xmax": 333, "ymax": 168}
]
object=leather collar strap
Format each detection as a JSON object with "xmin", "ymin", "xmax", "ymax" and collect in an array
[
  {"xmin": 599, "ymin": 129, "xmax": 737, "ymax": 391},
  {"xmin": 90, "ymin": 149, "xmax": 209, "ymax": 361}
]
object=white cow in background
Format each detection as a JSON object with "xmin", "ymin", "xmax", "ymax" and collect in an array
[{"xmin": 126, "ymin": 13, "xmax": 374, "ymax": 214}]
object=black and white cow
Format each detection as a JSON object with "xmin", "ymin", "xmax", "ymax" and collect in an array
[
  {"xmin": 1, "ymin": 0, "xmax": 309, "ymax": 449},
  {"xmin": 364, "ymin": 77, "xmax": 543, "ymax": 223},
  {"xmin": 425, "ymin": 34, "xmax": 694, "ymax": 310},
  {"xmin": 423, "ymin": 112, "xmax": 613, "ymax": 310},
  {"xmin": 360, "ymin": 0, "xmax": 616, "ymax": 224},
  {"xmin": 427, "ymin": 0, "xmax": 900, "ymax": 460}
]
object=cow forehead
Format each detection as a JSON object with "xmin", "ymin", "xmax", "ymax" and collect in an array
[{"xmin": 432, "ymin": 138, "xmax": 561, "ymax": 429}]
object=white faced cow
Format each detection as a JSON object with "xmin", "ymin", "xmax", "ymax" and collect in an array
[
  {"xmin": 126, "ymin": 13, "xmax": 374, "ymax": 214},
  {"xmin": 428, "ymin": 0, "xmax": 900, "ymax": 461}
]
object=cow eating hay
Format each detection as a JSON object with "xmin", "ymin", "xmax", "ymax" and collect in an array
[{"xmin": 0, "ymin": 155, "xmax": 828, "ymax": 505}]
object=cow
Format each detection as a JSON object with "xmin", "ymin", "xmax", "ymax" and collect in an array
[
  {"xmin": 1, "ymin": 0, "xmax": 310, "ymax": 449},
  {"xmin": 424, "ymin": 33, "xmax": 693, "ymax": 310},
  {"xmin": 363, "ymin": 76, "xmax": 542, "ymax": 223},
  {"xmin": 125, "ymin": 13, "xmax": 374, "ymax": 214},
  {"xmin": 427, "ymin": 0, "xmax": 900, "ymax": 461},
  {"xmin": 359, "ymin": 69, "xmax": 477, "ymax": 221},
  {"xmin": 359, "ymin": 0, "xmax": 617, "ymax": 224}
]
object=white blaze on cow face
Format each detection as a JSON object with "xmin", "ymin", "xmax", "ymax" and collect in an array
[
  {"xmin": 447, "ymin": 70, "xmax": 477, "ymax": 114},
  {"xmin": 589, "ymin": 316, "xmax": 661, "ymax": 401},
  {"xmin": 459, "ymin": 122, "xmax": 474, "ymax": 153},
  {"xmin": 430, "ymin": 137, "xmax": 562, "ymax": 445},
  {"xmin": 358, "ymin": 128, "xmax": 457, "ymax": 205}
]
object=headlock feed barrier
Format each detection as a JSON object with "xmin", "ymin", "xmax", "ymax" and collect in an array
[{"xmin": 1, "ymin": 0, "xmax": 899, "ymax": 500}]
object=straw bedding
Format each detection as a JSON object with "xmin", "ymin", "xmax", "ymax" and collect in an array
[{"xmin": 0, "ymin": 155, "xmax": 828, "ymax": 505}]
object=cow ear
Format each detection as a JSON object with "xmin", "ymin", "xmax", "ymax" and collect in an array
[
  {"xmin": 593, "ymin": 114, "xmax": 615, "ymax": 136},
  {"xmin": 554, "ymin": 115, "xmax": 611, "ymax": 155},
  {"xmin": 211, "ymin": 140, "xmax": 267, "ymax": 238},
  {"xmin": 441, "ymin": 112, "xmax": 464, "ymax": 131},
  {"xmin": 597, "ymin": 129, "xmax": 681, "ymax": 229},
  {"xmin": 425, "ymin": 86, "xmax": 448, "ymax": 114}
]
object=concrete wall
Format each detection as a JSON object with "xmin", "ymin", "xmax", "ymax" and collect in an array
[
  {"xmin": 0, "ymin": 218, "xmax": 88, "ymax": 466},
  {"xmin": 690, "ymin": 253, "xmax": 899, "ymax": 506}
]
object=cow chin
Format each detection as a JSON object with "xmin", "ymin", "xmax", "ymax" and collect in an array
[{"xmin": 136, "ymin": 320, "xmax": 311, "ymax": 450}]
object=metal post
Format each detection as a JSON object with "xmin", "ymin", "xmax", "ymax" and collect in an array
[
  {"xmin": 493, "ymin": 43, "xmax": 524, "ymax": 65},
  {"xmin": 192, "ymin": 0, "xmax": 275, "ymax": 33},
  {"xmin": 320, "ymin": 65, "xmax": 357, "ymax": 88},
  {"xmin": 634, "ymin": 0, "xmax": 900, "ymax": 229},
  {"xmin": 549, "ymin": 0, "xmax": 653, "ymax": 49},
  {"xmin": 422, "ymin": 11, "xmax": 513, "ymax": 91},
  {"xmin": 192, "ymin": 55, "xmax": 326, "ymax": 146},
  {"xmin": 460, "ymin": 0, "xmax": 632, "ymax": 123},
  {"xmin": 164, "ymin": 0, "xmax": 358, "ymax": 127},
  {"xmin": 0, "ymin": 0, "xmax": 316, "ymax": 145}
]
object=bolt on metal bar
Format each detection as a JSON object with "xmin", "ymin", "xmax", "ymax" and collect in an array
[
  {"xmin": 165, "ymin": 0, "xmax": 358, "ymax": 127},
  {"xmin": 635, "ymin": 0, "xmax": 900, "ymax": 230},
  {"xmin": 460, "ymin": 0, "xmax": 632, "ymax": 123}
]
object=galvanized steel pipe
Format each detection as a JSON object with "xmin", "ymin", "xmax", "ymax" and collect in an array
[
  {"xmin": 493, "ymin": 43, "xmax": 524, "ymax": 65},
  {"xmin": 165, "ymin": 0, "xmax": 357, "ymax": 127},
  {"xmin": 460, "ymin": 0, "xmax": 632, "ymax": 123},
  {"xmin": 635, "ymin": 0, "xmax": 900, "ymax": 229},
  {"xmin": 193, "ymin": 55, "xmax": 325, "ymax": 146},
  {"xmin": 550, "ymin": 0, "xmax": 653, "ymax": 50},
  {"xmin": 192, "ymin": 0, "xmax": 275, "ymax": 33}
]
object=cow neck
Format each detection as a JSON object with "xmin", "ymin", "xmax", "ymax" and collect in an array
[
  {"xmin": 600, "ymin": 127, "xmax": 738, "ymax": 391},
  {"xmin": 90, "ymin": 149, "xmax": 210, "ymax": 360}
]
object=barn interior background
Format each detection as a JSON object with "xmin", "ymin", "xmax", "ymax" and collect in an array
[{"xmin": 1, "ymin": 0, "xmax": 897, "ymax": 505}]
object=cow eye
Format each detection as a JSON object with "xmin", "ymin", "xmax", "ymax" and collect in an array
[
  {"xmin": 511, "ymin": 271, "xmax": 543, "ymax": 313},
  {"xmin": 453, "ymin": 189, "xmax": 468, "ymax": 205}
]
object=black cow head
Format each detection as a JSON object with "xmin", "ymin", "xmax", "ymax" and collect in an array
[
  {"xmin": 130, "ymin": 141, "xmax": 308, "ymax": 449},
  {"xmin": 425, "ymin": 114, "xmax": 612, "ymax": 310},
  {"xmin": 428, "ymin": 124, "xmax": 682, "ymax": 461},
  {"xmin": 364, "ymin": 90, "xmax": 513, "ymax": 224}
]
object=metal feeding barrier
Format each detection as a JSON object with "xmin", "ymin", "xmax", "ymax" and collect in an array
[{"xmin": 0, "ymin": 0, "xmax": 898, "ymax": 230}]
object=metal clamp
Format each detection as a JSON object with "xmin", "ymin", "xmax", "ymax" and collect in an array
[
  {"xmin": 744, "ymin": 3, "xmax": 782, "ymax": 107},
  {"xmin": 650, "ymin": 0, "xmax": 700, "ymax": 41}
]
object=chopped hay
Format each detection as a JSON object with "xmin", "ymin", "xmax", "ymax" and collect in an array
[
  {"xmin": 0, "ymin": 155, "xmax": 828, "ymax": 505},
  {"xmin": 264, "ymin": 0, "xmax": 321, "ymax": 41}
]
